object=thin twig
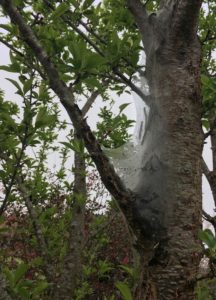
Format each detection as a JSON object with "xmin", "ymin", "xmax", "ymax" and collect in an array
[
  {"xmin": 0, "ymin": 36, "xmax": 46, "ymax": 80},
  {"xmin": 202, "ymin": 158, "xmax": 216, "ymax": 207},
  {"xmin": 0, "ymin": 132, "xmax": 28, "ymax": 215},
  {"xmin": 0, "ymin": 0, "xmax": 136, "ymax": 224},
  {"xmin": 204, "ymin": 119, "xmax": 216, "ymax": 139},
  {"xmin": 42, "ymin": 0, "xmax": 149, "ymax": 104},
  {"xmin": 79, "ymin": 19, "xmax": 107, "ymax": 45},
  {"xmin": 82, "ymin": 90, "xmax": 100, "ymax": 117},
  {"xmin": 0, "ymin": 36, "xmax": 24, "ymax": 56},
  {"xmin": 113, "ymin": 68, "xmax": 150, "ymax": 104},
  {"xmin": 127, "ymin": 0, "xmax": 152, "ymax": 54},
  {"xmin": 16, "ymin": 176, "xmax": 53, "ymax": 281},
  {"xmin": 202, "ymin": 209, "xmax": 215, "ymax": 224},
  {"xmin": 78, "ymin": 19, "xmax": 145, "ymax": 76},
  {"xmin": 0, "ymin": 155, "xmax": 53, "ymax": 281},
  {"xmin": 84, "ymin": 212, "xmax": 118, "ymax": 248}
]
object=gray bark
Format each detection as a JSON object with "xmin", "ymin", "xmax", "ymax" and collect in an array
[{"xmin": 129, "ymin": 1, "xmax": 203, "ymax": 299}]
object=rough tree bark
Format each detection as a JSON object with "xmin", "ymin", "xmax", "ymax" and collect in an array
[
  {"xmin": 0, "ymin": 0, "xmax": 205, "ymax": 299},
  {"xmin": 128, "ymin": 0, "xmax": 203, "ymax": 299}
]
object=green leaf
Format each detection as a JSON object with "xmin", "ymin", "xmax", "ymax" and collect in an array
[
  {"xmin": 0, "ymin": 64, "xmax": 20, "ymax": 73},
  {"xmin": 202, "ymin": 119, "xmax": 210, "ymax": 130},
  {"xmin": 27, "ymin": 137, "xmax": 41, "ymax": 147},
  {"xmin": 35, "ymin": 107, "xmax": 56, "ymax": 128},
  {"xmin": 30, "ymin": 257, "xmax": 43, "ymax": 267},
  {"xmin": 5, "ymin": 78, "xmax": 23, "ymax": 96},
  {"xmin": 196, "ymin": 286, "xmax": 212, "ymax": 300},
  {"xmin": 61, "ymin": 139, "xmax": 85, "ymax": 154},
  {"xmin": 83, "ymin": 0, "xmax": 95, "ymax": 10},
  {"xmin": 198, "ymin": 229, "xmax": 216, "ymax": 249},
  {"xmin": 0, "ymin": 111, "xmax": 18, "ymax": 131},
  {"xmin": 0, "ymin": 24, "xmax": 13, "ymax": 33},
  {"xmin": 60, "ymin": 141, "xmax": 75, "ymax": 151},
  {"xmin": 13, "ymin": 263, "xmax": 29, "ymax": 285},
  {"xmin": 201, "ymin": 74, "xmax": 210, "ymax": 85},
  {"xmin": 82, "ymin": 53, "xmax": 106, "ymax": 71},
  {"xmin": 74, "ymin": 192, "xmax": 86, "ymax": 205},
  {"xmin": 119, "ymin": 103, "xmax": 131, "ymax": 113},
  {"xmin": 50, "ymin": 3, "xmax": 69, "ymax": 20},
  {"xmin": 69, "ymin": 0, "xmax": 78, "ymax": 8},
  {"xmin": 119, "ymin": 265, "xmax": 134, "ymax": 277},
  {"xmin": 38, "ymin": 83, "xmax": 49, "ymax": 102},
  {"xmin": 69, "ymin": 41, "xmax": 87, "ymax": 71},
  {"xmin": 15, "ymin": 286, "xmax": 30, "ymax": 300},
  {"xmin": 32, "ymin": 281, "xmax": 49, "ymax": 295},
  {"xmin": 115, "ymin": 282, "xmax": 132, "ymax": 300},
  {"xmin": 23, "ymin": 78, "xmax": 33, "ymax": 95},
  {"xmin": 3, "ymin": 267, "xmax": 15, "ymax": 287}
]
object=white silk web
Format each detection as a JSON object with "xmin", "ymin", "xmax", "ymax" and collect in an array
[{"xmin": 104, "ymin": 65, "xmax": 150, "ymax": 191}]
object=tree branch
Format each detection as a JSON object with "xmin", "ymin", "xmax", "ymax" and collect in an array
[
  {"xmin": 0, "ymin": 36, "xmax": 46, "ymax": 80},
  {"xmin": 0, "ymin": 156, "xmax": 53, "ymax": 281},
  {"xmin": 202, "ymin": 209, "xmax": 216, "ymax": 231},
  {"xmin": 127, "ymin": 0, "xmax": 148, "ymax": 20},
  {"xmin": 42, "ymin": 0, "xmax": 148, "ymax": 104},
  {"xmin": 0, "ymin": 36, "xmax": 23, "ymax": 57},
  {"xmin": 203, "ymin": 209, "xmax": 214, "ymax": 223},
  {"xmin": 202, "ymin": 158, "xmax": 216, "ymax": 206},
  {"xmin": 171, "ymin": 0, "xmax": 203, "ymax": 40},
  {"xmin": 0, "ymin": 0, "xmax": 136, "ymax": 224},
  {"xmin": 127, "ymin": 0, "xmax": 152, "ymax": 53},
  {"xmin": 15, "ymin": 176, "xmax": 54, "ymax": 282},
  {"xmin": 204, "ymin": 118, "xmax": 216, "ymax": 140},
  {"xmin": 55, "ymin": 133, "xmax": 86, "ymax": 299},
  {"xmin": 54, "ymin": 88, "xmax": 102, "ymax": 297},
  {"xmin": 81, "ymin": 90, "xmax": 100, "ymax": 117},
  {"xmin": 0, "ymin": 128, "xmax": 28, "ymax": 215},
  {"xmin": 77, "ymin": 19, "xmax": 145, "ymax": 77},
  {"xmin": 113, "ymin": 68, "xmax": 150, "ymax": 104}
]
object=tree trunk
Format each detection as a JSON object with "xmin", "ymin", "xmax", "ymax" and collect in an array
[
  {"xmin": 54, "ymin": 133, "xmax": 86, "ymax": 300},
  {"xmin": 131, "ymin": 14, "xmax": 203, "ymax": 300}
]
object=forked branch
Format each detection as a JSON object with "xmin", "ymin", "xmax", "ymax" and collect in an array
[
  {"xmin": 42, "ymin": 0, "xmax": 148, "ymax": 104},
  {"xmin": 127, "ymin": 0, "xmax": 152, "ymax": 53},
  {"xmin": 0, "ymin": 0, "xmax": 135, "ymax": 223}
]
